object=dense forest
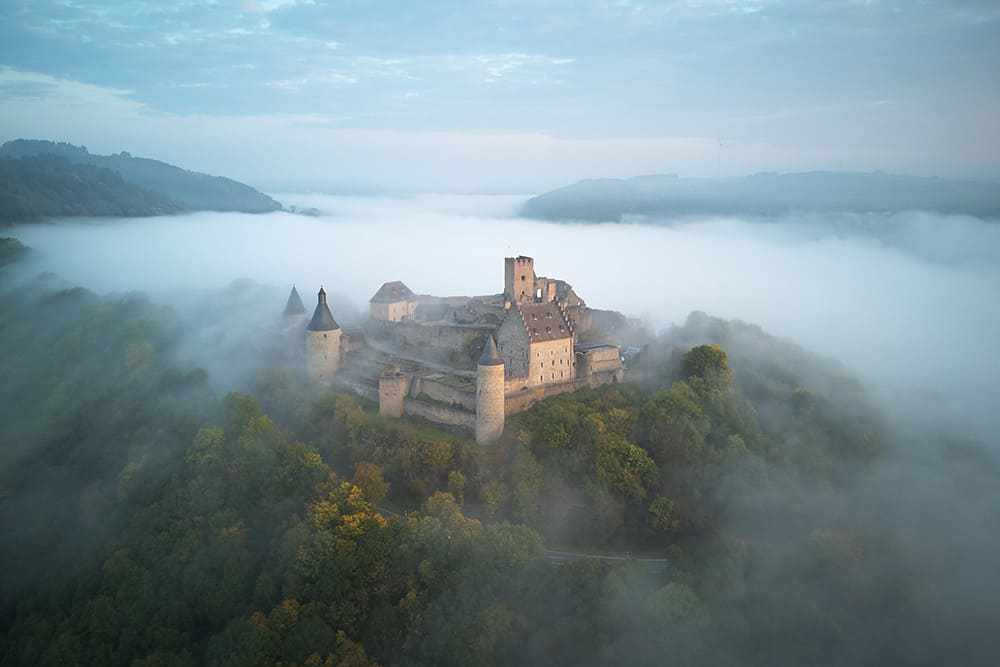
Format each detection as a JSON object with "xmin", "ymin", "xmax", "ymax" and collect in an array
[
  {"xmin": 521, "ymin": 172, "xmax": 1000, "ymax": 222},
  {"xmin": 1, "ymin": 243, "xmax": 997, "ymax": 666},
  {"xmin": 0, "ymin": 140, "xmax": 281, "ymax": 223},
  {"xmin": 0, "ymin": 156, "xmax": 182, "ymax": 223}
]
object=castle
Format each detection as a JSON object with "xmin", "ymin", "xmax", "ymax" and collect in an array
[{"xmin": 285, "ymin": 256, "xmax": 625, "ymax": 444}]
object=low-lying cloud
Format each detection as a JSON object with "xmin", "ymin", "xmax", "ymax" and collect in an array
[{"xmin": 8, "ymin": 193, "xmax": 1000, "ymax": 442}]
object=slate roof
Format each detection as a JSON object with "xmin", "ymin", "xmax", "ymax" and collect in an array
[
  {"xmin": 518, "ymin": 303, "xmax": 572, "ymax": 342},
  {"xmin": 284, "ymin": 285, "xmax": 306, "ymax": 316},
  {"xmin": 308, "ymin": 287, "xmax": 340, "ymax": 331},
  {"xmin": 479, "ymin": 335, "xmax": 504, "ymax": 366},
  {"xmin": 370, "ymin": 281, "xmax": 415, "ymax": 304}
]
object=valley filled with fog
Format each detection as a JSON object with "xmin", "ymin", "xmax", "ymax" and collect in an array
[{"xmin": 10, "ymin": 193, "xmax": 1000, "ymax": 442}]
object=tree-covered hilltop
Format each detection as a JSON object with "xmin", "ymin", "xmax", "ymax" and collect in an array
[
  {"xmin": 0, "ymin": 237, "xmax": 28, "ymax": 265},
  {"xmin": 521, "ymin": 171, "xmax": 1000, "ymax": 222},
  {"xmin": 0, "ymin": 156, "xmax": 183, "ymax": 223},
  {"xmin": 1, "ymin": 249, "xmax": 997, "ymax": 665},
  {"xmin": 0, "ymin": 139, "xmax": 281, "ymax": 222}
]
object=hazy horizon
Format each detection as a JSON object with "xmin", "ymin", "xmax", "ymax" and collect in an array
[
  {"xmin": 9, "ymin": 193, "xmax": 999, "ymax": 446},
  {"xmin": 3, "ymin": 4, "xmax": 1000, "ymax": 663},
  {"xmin": 3, "ymin": 1, "xmax": 999, "ymax": 191}
]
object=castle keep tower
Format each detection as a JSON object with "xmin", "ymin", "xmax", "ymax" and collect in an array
[
  {"xmin": 306, "ymin": 287, "xmax": 341, "ymax": 385},
  {"xmin": 504, "ymin": 255, "xmax": 536, "ymax": 304},
  {"xmin": 476, "ymin": 336, "xmax": 506, "ymax": 444}
]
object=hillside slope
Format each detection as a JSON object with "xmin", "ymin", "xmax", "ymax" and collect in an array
[
  {"xmin": 522, "ymin": 171, "xmax": 1000, "ymax": 222},
  {"xmin": 0, "ymin": 156, "xmax": 182, "ymax": 223},
  {"xmin": 1, "ymin": 140, "xmax": 281, "ymax": 217}
]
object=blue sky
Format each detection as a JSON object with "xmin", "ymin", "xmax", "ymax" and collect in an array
[{"xmin": 1, "ymin": 1, "xmax": 998, "ymax": 191}]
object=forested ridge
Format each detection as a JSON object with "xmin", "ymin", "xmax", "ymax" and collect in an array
[
  {"xmin": 521, "ymin": 172, "xmax": 1000, "ymax": 222},
  {"xmin": 0, "ymin": 156, "xmax": 183, "ymax": 223},
  {"xmin": 0, "ymin": 140, "xmax": 281, "ymax": 223},
  {"xmin": 1, "ymin": 245, "xmax": 997, "ymax": 666}
]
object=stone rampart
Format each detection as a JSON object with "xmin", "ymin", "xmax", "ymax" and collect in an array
[
  {"xmin": 404, "ymin": 398, "xmax": 477, "ymax": 430},
  {"xmin": 417, "ymin": 375, "xmax": 477, "ymax": 411},
  {"xmin": 504, "ymin": 369, "xmax": 625, "ymax": 415}
]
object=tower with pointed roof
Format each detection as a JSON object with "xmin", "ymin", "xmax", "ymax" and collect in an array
[
  {"xmin": 476, "ymin": 335, "xmax": 505, "ymax": 444},
  {"xmin": 283, "ymin": 285, "xmax": 307, "ymax": 328},
  {"xmin": 284, "ymin": 285, "xmax": 306, "ymax": 317},
  {"xmin": 306, "ymin": 287, "xmax": 342, "ymax": 385}
]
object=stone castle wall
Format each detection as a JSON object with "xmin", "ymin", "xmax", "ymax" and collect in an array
[
  {"xmin": 373, "ymin": 321, "xmax": 489, "ymax": 355},
  {"xmin": 528, "ymin": 337, "xmax": 575, "ymax": 387},
  {"xmin": 495, "ymin": 313, "xmax": 530, "ymax": 378},
  {"xmin": 577, "ymin": 345, "xmax": 622, "ymax": 377},
  {"xmin": 378, "ymin": 373, "xmax": 409, "ymax": 418},
  {"xmin": 416, "ymin": 375, "xmax": 477, "ymax": 411},
  {"xmin": 333, "ymin": 374, "xmax": 378, "ymax": 403},
  {"xmin": 371, "ymin": 300, "xmax": 417, "ymax": 322},
  {"xmin": 405, "ymin": 398, "xmax": 477, "ymax": 430},
  {"xmin": 504, "ymin": 368, "xmax": 623, "ymax": 415}
]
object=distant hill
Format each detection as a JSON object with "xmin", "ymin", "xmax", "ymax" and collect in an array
[
  {"xmin": 1, "ymin": 139, "xmax": 281, "ymax": 221},
  {"xmin": 521, "ymin": 172, "xmax": 1000, "ymax": 222},
  {"xmin": 0, "ymin": 156, "xmax": 183, "ymax": 224},
  {"xmin": 0, "ymin": 236, "xmax": 28, "ymax": 265}
]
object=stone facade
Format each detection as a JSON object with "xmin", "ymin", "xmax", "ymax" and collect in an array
[
  {"xmin": 505, "ymin": 255, "xmax": 536, "ymax": 304},
  {"xmin": 374, "ymin": 320, "xmax": 488, "ymax": 355},
  {"xmin": 378, "ymin": 368, "xmax": 409, "ymax": 418},
  {"xmin": 370, "ymin": 300, "xmax": 417, "ymax": 322},
  {"xmin": 405, "ymin": 398, "xmax": 477, "ymax": 430},
  {"xmin": 529, "ymin": 337, "xmax": 575, "ymax": 386},
  {"xmin": 370, "ymin": 281, "xmax": 418, "ymax": 322},
  {"xmin": 306, "ymin": 329, "xmax": 341, "ymax": 384},
  {"xmin": 576, "ymin": 344, "xmax": 623, "ymax": 378},
  {"xmin": 504, "ymin": 368, "xmax": 623, "ymax": 415},
  {"xmin": 476, "ymin": 337, "xmax": 506, "ymax": 444},
  {"xmin": 495, "ymin": 310, "xmax": 531, "ymax": 379},
  {"xmin": 415, "ymin": 374, "xmax": 477, "ymax": 411}
]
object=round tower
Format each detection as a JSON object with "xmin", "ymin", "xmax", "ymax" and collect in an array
[
  {"xmin": 476, "ymin": 335, "xmax": 505, "ymax": 444},
  {"xmin": 306, "ymin": 287, "xmax": 342, "ymax": 385}
]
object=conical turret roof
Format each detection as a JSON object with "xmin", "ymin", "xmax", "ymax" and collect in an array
[
  {"xmin": 307, "ymin": 287, "xmax": 340, "ymax": 331},
  {"xmin": 284, "ymin": 285, "xmax": 306, "ymax": 316},
  {"xmin": 479, "ymin": 335, "xmax": 504, "ymax": 366}
]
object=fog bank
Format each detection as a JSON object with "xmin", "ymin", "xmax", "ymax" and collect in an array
[{"xmin": 8, "ymin": 193, "xmax": 999, "ymax": 442}]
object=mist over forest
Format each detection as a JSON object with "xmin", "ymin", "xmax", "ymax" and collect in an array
[
  {"xmin": 3, "ymin": 190, "xmax": 999, "ymax": 665},
  {"xmin": 3, "ymin": 0, "xmax": 999, "ymax": 664},
  {"xmin": 9, "ymin": 193, "xmax": 999, "ymax": 440}
]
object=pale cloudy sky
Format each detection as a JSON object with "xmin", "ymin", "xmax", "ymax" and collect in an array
[{"xmin": 1, "ymin": 0, "xmax": 998, "ymax": 191}]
